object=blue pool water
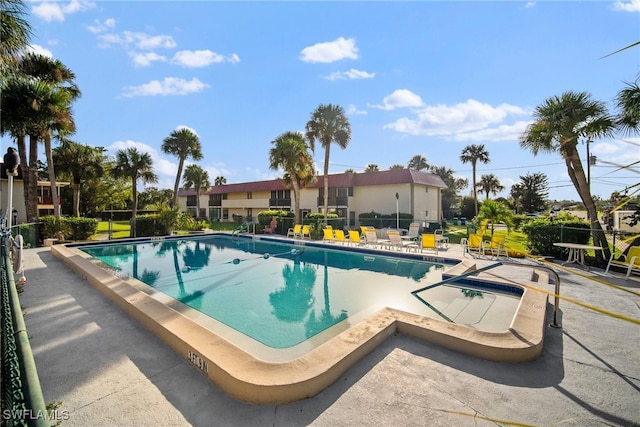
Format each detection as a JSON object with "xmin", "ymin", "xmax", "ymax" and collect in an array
[
  {"xmin": 79, "ymin": 235, "xmax": 522, "ymax": 349},
  {"xmin": 79, "ymin": 235, "xmax": 445, "ymax": 348}
]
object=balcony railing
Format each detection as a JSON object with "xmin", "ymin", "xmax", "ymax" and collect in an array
[
  {"xmin": 269, "ymin": 198, "xmax": 292, "ymax": 207},
  {"xmin": 317, "ymin": 196, "xmax": 348, "ymax": 207},
  {"xmin": 36, "ymin": 195, "xmax": 61, "ymax": 205}
]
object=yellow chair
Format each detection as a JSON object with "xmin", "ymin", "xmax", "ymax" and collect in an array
[
  {"xmin": 605, "ymin": 246, "xmax": 640, "ymax": 279},
  {"xmin": 287, "ymin": 224, "xmax": 302, "ymax": 238},
  {"xmin": 463, "ymin": 233, "xmax": 484, "ymax": 255},
  {"xmin": 408, "ymin": 233, "xmax": 438, "ymax": 254},
  {"xmin": 485, "ymin": 235, "xmax": 508, "ymax": 257},
  {"xmin": 300, "ymin": 224, "xmax": 311, "ymax": 239},
  {"xmin": 334, "ymin": 229, "xmax": 347, "ymax": 244},
  {"xmin": 348, "ymin": 230, "xmax": 363, "ymax": 246},
  {"xmin": 322, "ymin": 227, "xmax": 335, "ymax": 243}
]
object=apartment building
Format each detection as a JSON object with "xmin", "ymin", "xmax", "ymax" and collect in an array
[{"xmin": 176, "ymin": 169, "xmax": 447, "ymax": 227}]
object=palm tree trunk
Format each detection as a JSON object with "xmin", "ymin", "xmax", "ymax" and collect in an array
[
  {"xmin": 131, "ymin": 178, "xmax": 138, "ymax": 237},
  {"xmin": 27, "ymin": 134, "xmax": 39, "ymax": 221},
  {"xmin": 72, "ymin": 178, "xmax": 81, "ymax": 217},
  {"xmin": 45, "ymin": 133, "xmax": 61, "ymax": 219},
  {"xmin": 195, "ymin": 185, "xmax": 201, "ymax": 218},
  {"xmin": 472, "ymin": 163, "xmax": 478, "ymax": 216},
  {"xmin": 173, "ymin": 158, "xmax": 185, "ymax": 208},
  {"xmin": 16, "ymin": 134, "xmax": 30, "ymax": 220},
  {"xmin": 291, "ymin": 179, "xmax": 301, "ymax": 225},
  {"xmin": 565, "ymin": 146, "xmax": 611, "ymax": 263},
  {"xmin": 323, "ymin": 146, "xmax": 331, "ymax": 225}
]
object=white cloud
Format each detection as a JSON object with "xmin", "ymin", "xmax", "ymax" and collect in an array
[
  {"xmin": 107, "ymin": 140, "xmax": 176, "ymax": 186},
  {"xmin": 324, "ymin": 68, "xmax": 375, "ymax": 81},
  {"xmin": 27, "ymin": 44, "xmax": 53, "ymax": 58},
  {"xmin": 99, "ymin": 31, "xmax": 176, "ymax": 50},
  {"xmin": 170, "ymin": 50, "xmax": 241, "ymax": 68},
  {"xmin": 346, "ymin": 104, "xmax": 367, "ymax": 116},
  {"xmin": 121, "ymin": 77, "xmax": 210, "ymax": 97},
  {"xmin": 525, "ymin": 2, "xmax": 536, "ymax": 8},
  {"xmin": 612, "ymin": 0, "xmax": 640, "ymax": 12},
  {"xmin": 372, "ymin": 89, "xmax": 424, "ymax": 110},
  {"xmin": 32, "ymin": 0, "xmax": 95, "ymax": 22},
  {"xmin": 384, "ymin": 99, "xmax": 529, "ymax": 141},
  {"xmin": 300, "ymin": 37, "xmax": 358, "ymax": 63},
  {"xmin": 87, "ymin": 18, "xmax": 116, "ymax": 35},
  {"xmin": 131, "ymin": 52, "xmax": 167, "ymax": 67}
]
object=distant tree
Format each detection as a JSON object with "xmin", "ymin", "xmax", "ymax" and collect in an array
[
  {"xmin": 138, "ymin": 187, "xmax": 173, "ymax": 210},
  {"xmin": 53, "ymin": 141, "xmax": 106, "ymax": 217},
  {"xmin": 269, "ymin": 131, "xmax": 316, "ymax": 224},
  {"xmin": 344, "ymin": 168, "xmax": 357, "ymax": 174},
  {"xmin": 214, "ymin": 176, "xmax": 227, "ymax": 186},
  {"xmin": 616, "ymin": 78, "xmax": 640, "ymax": 135},
  {"xmin": 0, "ymin": 0, "xmax": 32, "ymax": 71},
  {"xmin": 111, "ymin": 147, "xmax": 158, "ymax": 229},
  {"xmin": 182, "ymin": 164, "xmax": 210, "ymax": 218},
  {"xmin": 431, "ymin": 165, "xmax": 468, "ymax": 219},
  {"xmin": 407, "ymin": 154, "xmax": 429, "ymax": 170},
  {"xmin": 162, "ymin": 128, "xmax": 203, "ymax": 208},
  {"xmin": 511, "ymin": 172, "xmax": 549, "ymax": 214},
  {"xmin": 460, "ymin": 144, "xmax": 490, "ymax": 216},
  {"xmin": 520, "ymin": 90, "xmax": 615, "ymax": 263},
  {"xmin": 476, "ymin": 173, "xmax": 504, "ymax": 200},
  {"xmin": 305, "ymin": 104, "xmax": 351, "ymax": 224},
  {"xmin": 389, "ymin": 164, "xmax": 405, "ymax": 170},
  {"xmin": 364, "ymin": 164, "xmax": 379, "ymax": 172}
]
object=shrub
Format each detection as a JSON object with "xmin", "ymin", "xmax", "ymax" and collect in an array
[
  {"xmin": 40, "ymin": 216, "xmax": 98, "ymax": 241},
  {"xmin": 522, "ymin": 213, "xmax": 590, "ymax": 257}
]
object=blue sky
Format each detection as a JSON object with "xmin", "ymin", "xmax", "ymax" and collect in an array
[{"xmin": 5, "ymin": 0, "xmax": 640, "ymax": 203}]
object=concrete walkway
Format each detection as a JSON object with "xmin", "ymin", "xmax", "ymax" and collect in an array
[{"xmin": 18, "ymin": 245, "xmax": 640, "ymax": 427}]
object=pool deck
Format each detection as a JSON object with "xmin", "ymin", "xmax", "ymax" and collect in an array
[{"xmin": 18, "ymin": 242, "xmax": 640, "ymax": 426}]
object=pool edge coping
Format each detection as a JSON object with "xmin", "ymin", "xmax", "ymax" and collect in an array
[{"xmin": 50, "ymin": 241, "xmax": 547, "ymax": 404}]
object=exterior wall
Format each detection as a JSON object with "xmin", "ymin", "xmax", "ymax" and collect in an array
[
  {"xmin": 411, "ymin": 184, "xmax": 441, "ymax": 223},
  {"xmin": 349, "ymin": 184, "xmax": 412, "ymax": 216},
  {"xmin": 0, "ymin": 179, "xmax": 27, "ymax": 223}
]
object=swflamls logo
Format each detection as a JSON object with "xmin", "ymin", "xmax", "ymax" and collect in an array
[{"xmin": 2, "ymin": 408, "xmax": 70, "ymax": 421}]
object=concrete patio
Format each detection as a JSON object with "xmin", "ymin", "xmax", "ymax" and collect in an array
[{"xmin": 17, "ymin": 243, "xmax": 640, "ymax": 426}]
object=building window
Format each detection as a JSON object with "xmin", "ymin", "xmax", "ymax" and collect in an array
[
  {"xmin": 425, "ymin": 210, "xmax": 429, "ymax": 218},
  {"xmin": 187, "ymin": 195, "xmax": 197, "ymax": 206},
  {"xmin": 187, "ymin": 207, "xmax": 197, "ymax": 217},
  {"xmin": 425, "ymin": 187, "xmax": 429, "ymax": 193},
  {"xmin": 247, "ymin": 192, "xmax": 252, "ymax": 199},
  {"xmin": 223, "ymin": 209, "xmax": 229, "ymax": 220},
  {"xmin": 348, "ymin": 187, "xmax": 354, "ymax": 197}
]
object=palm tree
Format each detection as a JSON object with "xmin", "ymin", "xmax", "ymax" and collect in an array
[
  {"xmin": 0, "ymin": 0, "xmax": 32, "ymax": 71},
  {"xmin": 476, "ymin": 173, "xmax": 504, "ymax": 200},
  {"xmin": 269, "ymin": 131, "xmax": 315, "ymax": 224},
  {"xmin": 407, "ymin": 154, "xmax": 429, "ymax": 170},
  {"xmin": 161, "ymin": 128, "xmax": 203, "ymax": 208},
  {"xmin": 476, "ymin": 199, "xmax": 513, "ymax": 236},
  {"xmin": 460, "ymin": 144, "xmax": 490, "ymax": 217},
  {"xmin": 305, "ymin": 104, "xmax": 351, "ymax": 224},
  {"xmin": 520, "ymin": 90, "xmax": 615, "ymax": 263},
  {"xmin": 389, "ymin": 164, "xmax": 405, "ymax": 170},
  {"xmin": 53, "ymin": 141, "xmax": 106, "ymax": 216},
  {"xmin": 615, "ymin": 79, "xmax": 640, "ymax": 135},
  {"xmin": 344, "ymin": 168, "xmax": 357, "ymax": 174},
  {"xmin": 111, "ymin": 147, "xmax": 158, "ymax": 235},
  {"xmin": 20, "ymin": 53, "xmax": 81, "ymax": 219},
  {"xmin": 364, "ymin": 164, "xmax": 379, "ymax": 172},
  {"xmin": 182, "ymin": 164, "xmax": 210, "ymax": 218},
  {"xmin": 214, "ymin": 176, "xmax": 227, "ymax": 186}
]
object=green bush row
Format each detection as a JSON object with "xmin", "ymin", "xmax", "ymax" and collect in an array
[{"xmin": 41, "ymin": 216, "xmax": 98, "ymax": 241}]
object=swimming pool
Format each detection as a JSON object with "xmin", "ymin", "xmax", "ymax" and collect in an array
[{"xmin": 52, "ymin": 233, "xmax": 548, "ymax": 404}]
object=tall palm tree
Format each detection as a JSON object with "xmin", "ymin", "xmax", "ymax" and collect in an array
[
  {"xmin": 520, "ymin": 90, "xmax": 614, "ymax": 263},
  {"xmin": 182, "ymin": 164, "xmax": 210, "ymax": 218},
  {"xmin": 305, "ymin": 104, "xmax": 351, "ymax": 224},
  {"xmin": 53, "ymin": 141, "xmax": 105, "ymax": 217},
  {"xmin": 161, "ymin": 128, "xmax": 203, "ymax": 208},
  {"xmin": 407, "ymin": 154, "xmax": 429, "ymax": 170},
  {"xmin": 214, "ymin": 176, "xmax": 227, "ymax": 186},
  {"xmin": 111, "ymin": 147, "xmax": 158, "ymax": 235},
  {"xmin": 476, "ymin": 173, "xmax": 504, "ymax": 200},
  {"xmin": 0, "ymin": 0, "xmax": 32, "ymax": 71},
  {"xmin": 616, "ymin": 79, "xmax": 640, "ymax": 135},
  {"xmin": 269, "ymin": 131, "xmax": 316, "ymax": 224},
  {"xmin": 19, "ymin": 53, "xmax": 81, "ymax": 219},
  {"xmin": 364, "ymin": 164, "xmax": 379, "ymax": 172},
  {"xmin": 460, "ymin": 144, "xmax": 490, "ymax": 216}
]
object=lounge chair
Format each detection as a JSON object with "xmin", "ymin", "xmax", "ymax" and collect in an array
[
  {"xmin": 322, "ymin": 227, "xmax": 335, "ymax": 243},
  {"xmin": 401, "ymin": 222, "xmax": 420, "ymax": 242},
  {"xmin": 407, "ymin": 233, "xmax": 438, "ymax": 255},
  {"xmin": 287, "ymin": 224, "xmax": 302, "ymax": 238},
  {"xmin": 334, "ymin": 229, "xmax": 347, "ymax": 244},
  {"xmin": 386, "ymin": 230, "xmax": 406, "ymax": 251},
  {"xmin": 485, "ymin": 234, "xmax": 508, "ymax": 257},
  {"xmin": 300, "ymin": 224, "xmax": 311, "ymax": 239},
  {"xmin": 348, "ymin": 230, "xmax": 363, "ymax": 246},
  {"xmin": 605, "ymin": 246, "xmax": 640, "ymax": 279},
  {"xmin": 264, "ymin": 218, "xmax": 278, "ymax": 234},
  {"xmin": 364, "ymin": 230, "xmax": 381, "ymax": 248}
]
